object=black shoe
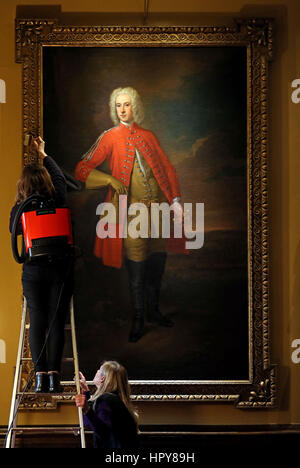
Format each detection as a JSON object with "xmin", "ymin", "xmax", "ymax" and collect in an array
[
  {"xmin": 147, "ymin": 309, "xmax": 174, "ymax": 327},
  {"xmin": 48, "ymin": 372, "xmax": 63, "ymax": 393},
  {"xmin": 129, "ymin": 311, "xmax": 144, "ymax": 343},
  {"xmin": 34, "ymin": 373, "xmax": 49, "ymax": 393}
]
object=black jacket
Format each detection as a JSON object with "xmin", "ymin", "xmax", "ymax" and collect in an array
[{"xmin": 9, "ymin": 156, "xmax": 69, "ymax": 278}]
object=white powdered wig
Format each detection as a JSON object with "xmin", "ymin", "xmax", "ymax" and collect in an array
[{"xmin": 109, "ymin": 87, "xmax": 144, "ymax": 125}]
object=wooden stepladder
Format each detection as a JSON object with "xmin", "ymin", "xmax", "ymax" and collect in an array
[{"xmin": 4, "ymin": 297, "xmax": 86, "ymax": 448}]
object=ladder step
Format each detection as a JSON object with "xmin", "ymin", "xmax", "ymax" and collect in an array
[
  {"xmin": 10, "ymin": 426, "xmax": 81, "ymax": 434},
  {"xmin": 17, "ymin": 391, "xmax": 76, "ymax": 397},
  {"xmin": 25, "ymin": 324, "xmax": 72, "ymax": 330},
  {"xmin": 21, "ymin": 357, "xmax": 74, "ymax": 362}
]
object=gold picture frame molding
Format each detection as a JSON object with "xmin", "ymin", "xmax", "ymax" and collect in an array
[{"xmin": 15, "ymin": 17, "xmax": 276, "ymax": 408}]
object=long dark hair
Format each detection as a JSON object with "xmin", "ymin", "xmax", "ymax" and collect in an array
[{"xmin": 15, "ymin": 163, "xmax": 55, "ymax": 204}]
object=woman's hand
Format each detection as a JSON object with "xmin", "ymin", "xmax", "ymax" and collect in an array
[
  {"xmin": 32, "ymin": 136, "xmax": 47, "ymax": 159},
  {"xmin": 75, "ymin": 391, "xmax": 89, "ymax": 414},
  {"xmin": 77, "ymin": 371, "xmax": 89, "ymax": 392}
]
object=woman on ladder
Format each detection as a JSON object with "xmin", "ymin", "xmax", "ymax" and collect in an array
[{"xmin": 9, "ymin": 136, "xmax": 73, "ymax": 393}]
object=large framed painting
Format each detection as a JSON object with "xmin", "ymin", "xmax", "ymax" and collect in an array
[{"xmin": 16, "ymin": 18, "xmax": 276, "ymax": 407}]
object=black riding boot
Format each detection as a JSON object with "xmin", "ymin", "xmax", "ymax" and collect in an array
[
  {"xmin": 126, "ymin": 258, "xmax": 146, "ymax": 342},
  {"xmin": 49, "ymin": 372, "xmax": 63, "ymax": 393},
  {"xmin": 145, "ymin": 252, "xmax": 173, "ymax": 327},
  {"xmin": 34, "ymin": 373, "xmax": 49, "ymax": 393}
]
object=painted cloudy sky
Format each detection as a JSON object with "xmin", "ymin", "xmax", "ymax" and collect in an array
[{"xmin": 44, "ymin": 46, "xmax": 247, "ymax": 233}]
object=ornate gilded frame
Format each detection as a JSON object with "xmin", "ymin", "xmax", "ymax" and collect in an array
[{"xmin": 15, "ymin": 18, "xmax": 276, "ymax": 409}]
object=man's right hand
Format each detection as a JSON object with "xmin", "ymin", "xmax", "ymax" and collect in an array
[
  {"xmin": 108, "ymin": 175, "xmax": 128, "ymax": 195},
  {"xmin": 85, "ymin": 169, "xmax": 127, "ymax": 194}
]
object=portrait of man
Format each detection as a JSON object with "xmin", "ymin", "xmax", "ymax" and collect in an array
[
  {"xmin": 74, "ymin": 87, "xmax": 186, "ymax": 343},
  {"xmin": 43, "ymin": 46, "xmax": 248, "ymax": 382}
]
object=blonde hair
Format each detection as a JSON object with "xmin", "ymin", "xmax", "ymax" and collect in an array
[
  {"xmin": 109, "ymin": 87, "xmax": 144, "ymax": 126},
  {"xmin": 15, "ymin": 163, "xmax": 55, "ymax": 204},
  {"xmin": 90, "ymin": 360, "xmax": 138, "ymax": 426}
]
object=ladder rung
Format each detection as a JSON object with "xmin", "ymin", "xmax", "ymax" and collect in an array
[
  {"xmin": 21, "ymin": 357, "xmax": 74, "ymax": 362},
  {"xmin": 25, "ymin": 324, "xmax": 72, "ymax": 330},
  {"xmin": 17, "ymin": 391, "xmax": 76, "ymax": 396},
  {"xmin": 10, "ymin": 426, "xmax": 81, "ymax": 434}
]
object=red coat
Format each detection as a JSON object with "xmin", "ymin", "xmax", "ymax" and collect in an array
[{"xmin": 75, "ymin": 122, "xmax": 185, "ymax": 268}]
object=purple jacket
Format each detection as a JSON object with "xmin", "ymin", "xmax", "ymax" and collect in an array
[{"xmin": 83, "ymin": 390, "xmax": 139, "ymax": 448}]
